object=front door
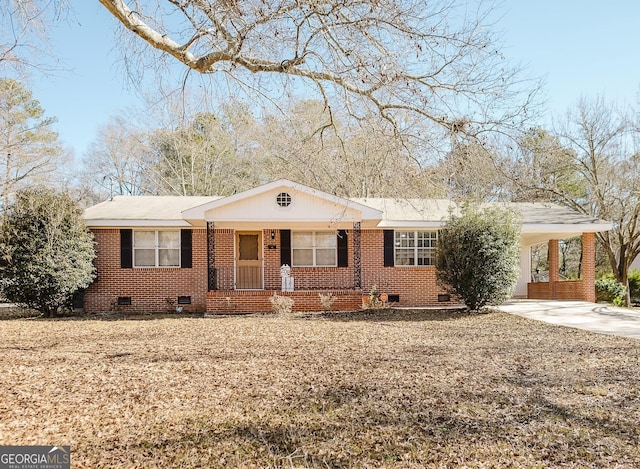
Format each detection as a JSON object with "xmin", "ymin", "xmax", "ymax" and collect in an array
[{"xmin": 235, "ymin": 231, "xmax": 263, "ymax": 289}]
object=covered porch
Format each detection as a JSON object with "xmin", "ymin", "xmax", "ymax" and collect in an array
[
  {"xmin": 179, "ymin": 181, "xmax": 382, "ymax": 313},
  {"xmin": 202, "ymin": 226, "xmax": 365, "ymax": 313},
  {"xmin": 202, "ymin": 222, "xmax": 372, "ymax": 312},
  {"xmin": 516, "ymin": 232, "xmax": 597, "ymax": 302}
]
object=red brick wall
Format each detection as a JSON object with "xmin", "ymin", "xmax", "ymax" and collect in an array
[
  {"xmin": 360, "ymin": 230, "xmax": 455, "ymax": 307},
  {"xmin": 213, "ymin": 229, "xmax": 234, "ymax": 290},
  {"xmin": 86, "ymin": 227, "xmax": 456, "ymax": 313},
  {"xmin": 207, "ymin": 290, "xmax": 362, "ymax": 313},
  {"xmin": 529, "ymin": 280, "xmax": 587, "ymax": 300},
  {"xmin": 212, "ymin": 229, "xmax": 355, "ymax": 291},
  {"xmin": 527, "ymin": 234, "xmax": 597, "ymax": 303},
  {"xmin": 262, "ymin": 229, "xmax": 354, "ymax": 290},
  {"xmin": 528, "ymin": 282, "xmax": 552, "ymax": 299},
  {"xmin": 85, "ymin": 226, "xmax": 601, "ymax": 312},
  {"xmin": 263, "ymin": 229, "xmax": 280, "ymax": 290},
  {"xmin": 581, "ymin": 232, "xmax": 596, "ymax": 302},
  {"xmin": 84, "ymin": 229, "xmax": 208, "ymax": 313}
]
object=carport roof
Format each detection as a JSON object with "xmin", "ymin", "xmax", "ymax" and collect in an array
[{"xmin": 352, "ymin": 198, "xmax": 611, "ymax": 231}]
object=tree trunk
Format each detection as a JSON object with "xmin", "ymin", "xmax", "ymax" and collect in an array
[{"xmin": 625, "ymin": 279, "xmax": 631, "ymax": 308}]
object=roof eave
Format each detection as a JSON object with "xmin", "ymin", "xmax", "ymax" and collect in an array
[
  {"xmin": 521, "ymin": 222, "xmax": 613, "ymax": 233},
  {"xmin": 86, "ymin": 219, "xmax": 194, "ymax": 228},
  {"xmin": 377, "ymin": 220, "xmax": 444, "ymax": 228},
  {"xmin": 377, "ymin": 221, "xmax": 613, "ymax": 232}
]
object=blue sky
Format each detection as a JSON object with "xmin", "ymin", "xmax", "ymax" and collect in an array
[{"xmin": 29, "ymin": 1, "xmax": 640, "ymax": 159}]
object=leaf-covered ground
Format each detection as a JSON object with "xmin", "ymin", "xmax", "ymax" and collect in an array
[{"xmin": 0, "ymin": 309, "xmax": 638, "ymax": 468}]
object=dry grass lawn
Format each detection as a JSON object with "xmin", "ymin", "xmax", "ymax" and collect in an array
[{"xmin": 0, "ymin": 309, "xmax": 638, "ymax": 468}]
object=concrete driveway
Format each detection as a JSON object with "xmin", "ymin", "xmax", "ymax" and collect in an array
[{"xmin": 497, "ymin": 299, "xmax": 640, "ymax": 339}]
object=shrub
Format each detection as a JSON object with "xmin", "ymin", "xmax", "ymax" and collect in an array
[
  {"xmin": 0, "ymin": 188, "xmax": 96, "ymax": 317},
  {"xmin": 628, "ymin": 269, "xmax": 640, "ymax": 301},
  {"xmin": 436, "ymin": 204, "xmax": 521, "ymax": 311},
  {"xmin": 595, "ymin": 275, "xmax": 627, "ymax": 305},
  {"xmin": 362, "ymin": 285, "xmax": 387, "ymax": 309},
  {"xmin": 269, "ymin": 293, "xmax": 294, "ymax": 315},
  {"xmin": 318, "ymin": 293, "xmax": 337, "ymax": 311}
]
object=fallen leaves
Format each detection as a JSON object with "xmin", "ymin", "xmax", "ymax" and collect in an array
[{"xmin": 0, "ymin": 310, "xmax": 638, "ymax": 467}]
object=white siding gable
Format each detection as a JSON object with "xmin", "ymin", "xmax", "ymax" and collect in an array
[
  {"xmin": 180, "ymin": 179, "xmax": 382, "ymax": 229},
  {"xmin": 203, "ymin": 187, "xmax": 365, "ymax": 227}
]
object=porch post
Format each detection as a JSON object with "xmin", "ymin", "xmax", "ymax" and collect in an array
[
  {"xmin": 353, "ymin": 221, "xmax": 362, "ymax": 289},
  {"xmin": 207, "ymin": 221, "xmax": 216, "ymax": 291},
  {"xmin": 548, "ymin": 239, "xmax": 559, "ymax": 299},
  {"xmin": 514, "ymin": 245, "xmax": 530, "ymax": 298},
  {"xmin": 581, "ymin": 232, "xmax": 596, "ymax": 302}
]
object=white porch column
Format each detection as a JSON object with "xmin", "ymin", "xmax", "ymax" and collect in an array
[{"xmin": 514, "ymin": 245, "xmax": 531, "ymax": 298}]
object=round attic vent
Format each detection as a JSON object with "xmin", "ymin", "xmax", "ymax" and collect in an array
[{"xmin": 276, "ymin": 192, "xmax": 292, "ymax": 207}]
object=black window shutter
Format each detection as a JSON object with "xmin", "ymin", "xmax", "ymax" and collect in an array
[
  {"xmin": 383, "ymin": 230, "xmax": 395, "ymax": 267},
  {"xmin": 120, "ymin": 229, "xmax": 133, "ymax": 268},
  {"xmin": 181, "ymin": 229, "xmax": 192, "ymax": 268},
  {"xmin": 337, "ymin": 230, "xmax": 348, "ymax": 267},
  {"xmin": 280, "ymin": 229, "xmax": 291, "ymax": 266}
]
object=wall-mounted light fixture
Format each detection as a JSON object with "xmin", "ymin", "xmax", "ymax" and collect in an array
[{"xmin": 270, "ymin": 230, "xmax": 276, "ymax": 240}]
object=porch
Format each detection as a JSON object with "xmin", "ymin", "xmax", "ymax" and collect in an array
[
  {"xmin": 209, "ymin": 265, "xmax": 358, "ymax": 291},
  {"xmin": 522, "ymin": 233, "xmax": 596, "ymax": 302},
  {"xmin": 205, "ymin": 264, "xmax": 363, "ymax": 313}
]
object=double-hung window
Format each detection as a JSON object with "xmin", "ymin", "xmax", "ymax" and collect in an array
[
  {"xmin": 292, "ymin": 231, "xmax": 337, "ymax": 266},
  {"xmin": 394, "ymin": 231, "xmax": 437, "ymax": 266},
  {"xmin": 133, "ymin": 230, "xmax": 180, "ymax": 267}
]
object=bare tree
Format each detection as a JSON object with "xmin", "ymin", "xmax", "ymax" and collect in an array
[
  {"xmin": 556, "ymin": 98, "xmax": 640, "ymax": 306},
  {"xmin": 509, "ymin": 98, "xmax": 640, "ymax": 305},
  {"xmin": 506, "ymin": 128, "xmax": 580, "ymax": 202},
  {"xmin": 98, "ymin": 0, "xmax": 539, "ymax": 146},
  {"xmin": 147, "ymin": 111, "xmax": 259, "ymax": 196},
  {"xmin": 434, "ymin": 139, "xmax": 509, "ymax": 201},
  {"xmin": 81, "ymin": 114, "xmax": 150, "ymax": 198},
  {"xmin": 0, "ymin": 0, "xmax": 67, "ymax": 74},
  {"xmin": 0, "ymin": 78, "xmax": 63, "ymax": 207},
  {"xmin": 260, "ymin": 100, "xmax": 435, "ymax": 197}
]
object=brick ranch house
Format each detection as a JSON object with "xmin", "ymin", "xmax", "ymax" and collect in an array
[{"xmin": 83, "ymin": 179, "xmax": 611, "ymax": 314}]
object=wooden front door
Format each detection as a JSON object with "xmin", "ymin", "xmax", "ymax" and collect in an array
[{"xmin": 235, "ymin": 231, "xmax": 263, "ymax": 289}]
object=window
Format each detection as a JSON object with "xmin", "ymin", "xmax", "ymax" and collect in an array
[
  {"xmin": 133, "ymin": 230, "xmax": 180, "ymax": 267},
  {"xmin": 394, "ymin": 231, "xmax": 437, "ymax": 266},
  {"xmin": 292, "ymin": 231, "xmax": 336, "ymax": 266},
  {"xmin": 276, "ymin": 192, "xmax": 292, "ymax": 207}
]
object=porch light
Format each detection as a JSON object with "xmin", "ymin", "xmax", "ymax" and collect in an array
[{"xmin": 271, "ymin": 230, "xmax": 276, "ymax": 240}]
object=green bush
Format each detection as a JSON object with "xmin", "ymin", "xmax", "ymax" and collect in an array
[
  {"xmin": 629, "ymin": 269, "xmax": 640, "ymax": 300},
  {"xmin": 595, "ymin": 275, "xmax": 626, "ymax": 305},
  {"xmin": 0, "ymin": 187, "xmax": 96, "ymax": 317},
  {"xmin": 435, "ymin": 204, "xmax": 521, "ymax": 311}
]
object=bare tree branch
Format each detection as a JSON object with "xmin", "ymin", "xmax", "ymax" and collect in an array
[
  {"xmin": 0, "ymin": 0, "xmax": 68, "ymax": 74},
  {"xmin": 98, "ymin": 0, "xmax": 540, "ymax": 143}
]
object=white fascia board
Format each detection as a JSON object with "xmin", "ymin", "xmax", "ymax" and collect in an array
[
  {"xmin": 377, "ymin": 221, "xmax": 614, "ymax": 232},
  {"xmin": 376, "ymin": 220, "xmax": 444, "ymax": 228},
  {"xmin": 521, "ymin": 223, "xmax": 613, "ymax": 233},
  {"xmin": 86, "ymin": 219, "xmax": 194, "ymax": 228},
  {"xmin": 213, "ymin": 221, "xmax": 356, "ymax": 230},
  {"xmin": 204, "ymin": 215, "xmax": 368, "ymax": 223}
]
